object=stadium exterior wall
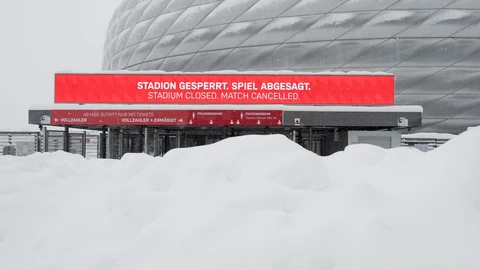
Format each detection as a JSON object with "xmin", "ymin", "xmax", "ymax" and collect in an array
[{"xmin": 102, "ymin": 0, "xmax": 480, "ymax": 134}]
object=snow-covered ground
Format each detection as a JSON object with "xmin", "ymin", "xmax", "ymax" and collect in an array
[{"xmin": 1, "ymin": 127, "xmax": 480, "ymax": 270}]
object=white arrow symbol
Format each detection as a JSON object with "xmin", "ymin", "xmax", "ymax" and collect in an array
[
  {"xmin": 192, "ymin": 113, "xmax": 196, "ymax": 119},
  {"xmin": 179, "ymin": 119, "xmax": 184, "ymax": 123},
  {"xmin": 240, "ymin": 113, "xmax": 244, "ymax": 120},
  {"xmin": 257, "ymin": 120, "xmax": 261, "ymax": 125},
  {"xmin": 209, "ymin": 120, "xmax": 213, "ymax": 125},
  {"xmin": 189, "ymin": 120, "xmax": 193, "ymax": 125},
  {"xmin": 230, "ymin": 120, "xmax": 234, "ymax": 125},
  {"xmin": 278, "ymin": 120, "xmax": 282, "ymax": 125},
  {"xmin": 236, "ymin": 120, "xmax": 240, "ymax": 125},
  {"xmin": 55, "ymin": 118, "xmax": 59, "ymax": 122}
]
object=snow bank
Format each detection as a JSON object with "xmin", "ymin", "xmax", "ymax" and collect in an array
[{"xmin": 1, "ymin": 128, "xmax": 480, "ymax": 270}]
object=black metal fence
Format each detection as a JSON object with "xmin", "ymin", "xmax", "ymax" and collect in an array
[
  {"xmin": 0, "ymin": 132, "xmax": 41, "ymax": 156},
  {"xmin": 401, "ymin": 137, "xmax": 451, "ymax": 152},
  {"xmin": 0, "ymin": 131, "xmax": 100, "ymax": 159}
]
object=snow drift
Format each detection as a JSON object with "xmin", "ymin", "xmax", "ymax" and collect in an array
[{"xmin": 1, "ymin": 128, "xmax": 480, "ymax": 270}]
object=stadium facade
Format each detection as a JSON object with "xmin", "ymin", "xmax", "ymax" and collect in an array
[{"xmin": 102, "ymin": 0, "xmax": 480, "ymax": 134}]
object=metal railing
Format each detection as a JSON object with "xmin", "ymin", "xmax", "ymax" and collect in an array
[
  {"xmin": 0, "ymin": 131, "xmax": 99, "ymax": 159},
  {"xmin": 0, "ymin": 132, "xmax": 41, "ymax": 156},
  {"xmin": 401, "ymin": 137, "xmax": 451, "ymax": 151}
]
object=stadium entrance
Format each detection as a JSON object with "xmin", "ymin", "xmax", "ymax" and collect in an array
[{"xmin": 28, "ymin": 72, "xmax": 423, "ymax": 158}]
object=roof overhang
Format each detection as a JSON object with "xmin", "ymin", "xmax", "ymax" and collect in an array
[{"xmin": 29, "ymin": 104, "xmax": 422, "ymax": 130}]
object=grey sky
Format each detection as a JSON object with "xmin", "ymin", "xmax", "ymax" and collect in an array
[{"xmin": 0, "ymin": 0, "xmax": 122, "ymax": 130}]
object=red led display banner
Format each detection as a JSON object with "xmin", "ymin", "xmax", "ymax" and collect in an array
[
  {"xmin": 50, "ymin": 110, "xmax": 283, "ymax": 127},
  {"xmin": 54, "ymin": 73, "xmax": 394, "ymax": 105}
]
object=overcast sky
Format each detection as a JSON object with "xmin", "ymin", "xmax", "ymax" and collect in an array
[{"xmin": 0, "ymin": 0, "xmax": 122, "ymax": 130}]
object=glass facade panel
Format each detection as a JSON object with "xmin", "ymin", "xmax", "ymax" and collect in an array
[
  {"xmin": 192, "ymin": 0, "xmax": 220, "ymax": 6},
  {"xmin": 117, "ymin": 46, "xmax": 139, "ymax": 70},
  {"xmin": 386, "ymin": 67, "xmax": 445, "ymax": 92},
  {"xmin": 335, "ymin": 0, "xmax": 398, "ymax": 12},
  {"xmin": 125, "ymin": 17, "xmax": 156, "ymax": 47},
  {"xmin": 453, "ymin": 22, "xmax": 480, "ymax": 38},
  {"xmin": 398, "ymin": 39, "xmax": 478, "ymax": 67},
  {"xmin": 109, "ymin": 53, "xmax": 122, "ymax": 71},
  {"xmin": 143, "ymin": 11, "xmax": 184, "ymax": 41},
  {"xmin": 289, "ymin": 12, "xmax": 375, "ymax": 42},
  {"xmin": 447, "ymin": 0, "xmax": 480, "ymax": 9},
  {"xmin": 447, "ymin": 68, "xmax": 480, "ymax": 94},
  {"xmin": 140, "ymin": 0, "xmax": 170, "ymax": 20},
  {"xmin": 212, "ymin": 45, "xmax": 278, "ymax": 71},
  {"xmin": 184, "ymin": 49, "xmax": 234, "ymax": 72},
  {"xmin": 292, "ymin": 40, "xmax": 382, "ymax": 69},
  {"xmin": 419, "ymin": 119, "xmax": 480, "ymax": 134},
  {"xmin": 127, "ymin": 38, "xmax": 161, "ymax": 67},
  {"xmin": 114, "ymin": 27, "xmax": 134, "ymax": 54},
  {"xmin": 202, "ymin": 20, "xmax": 270, "ymax": 51},
  {"xmin": 165, "ymin": 3, "xmax": 219, "ymax": 35},
  {"xmin": 344, "ymin": 38, "xmax": 440, "ymax": 68},
  {"xmin": 104, "ymin": 35, "xmax": 119, "ymax": 65},
  {"xmin": 283, "ymin": 0, "xmax": 346, "ymax": 16},
  {"xmin": 162, "ymin": 0, "xmax": 196, "ymax": 14},
  {"xmin": 125, "ymin": 0, "xmax": 143, "ymax": 10},
  {"xmin": 342, "ymin": 10, "xmax": 434, "ymax": 40},
  {"xmin": 400, "ymin": 68, "xmax": 480, "ymax": 95},
  {"xmin": 140, "ymin": 58, "xmax": 165, "ymax": 70},
  {"xmin": 235, "ymin": 0, "xmax": 299, "ymax": 22},
  {"xmin": 395, "ymin": 94, "xmax": 444, "ymax": 106},
  {"xmin": 123, "ymin": 1, "xmax": 150, "ymax": 30},
  {"xmin": 241, "ymin": 16, "xmax": 319, "ymax": 46},
  {"xmin": 397, "ymin": 10, "xmax": 480, "ymax": 38},
  {"xmin": 454, "ymin": 46, "xmax": 480, "ymax": 67},
  {"xmin": 422, "ymin": 95, "xmax": 480, "ymax": 118},
  {"xmin": 125, "ymin": 64, "xmax": 142, "ymax": 71},
  {"xmin": 247, "ymin": 42, "xmax": 326, "ymax": 70},
  {"xmin": 159, "ymin": 54, "xmax": 195, "ymax": 71},
  {"xmin": 170, "ymin": 25, "xmax": 226, "ymax": 56},
  {"xmin": 144, "ymin": 32, "xmax": 189, "ymax": 61},
  {"xmin": 389, "ymin": 0, "xmax": 456, "ymax": 9},
  {"xmin": 197, "ymin": 0, "xmax": 259, "ymax": 28},
  {"xmin": 113, "ymin": 11, "xmax": 131, "ymax": 37},
  {"xmin": 455, "ymin": 105, "xmax": 480, "ymax": 119}
]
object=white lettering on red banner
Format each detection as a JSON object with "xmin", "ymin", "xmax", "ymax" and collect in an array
[{"xmin": 55, "ymin": 74, "xmax": 394, "ymax": 105}]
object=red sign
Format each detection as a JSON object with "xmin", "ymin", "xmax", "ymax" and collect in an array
[
  {"xmin": 54, "ymin": 73, "xmax": 394, "ymax": 105},
  {"xmin": 50, "ymin": 110, "xmax": 283, "ymax": 127}
]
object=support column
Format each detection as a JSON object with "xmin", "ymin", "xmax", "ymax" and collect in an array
[
  {"xmin": 309, "ymin": 127, "xmax": 313, "ymax": 151},
  {"xmin": 184, "ymin": 131, "xmax": 188, "ymax": 148},
  {"xmin": 223, "ymin": 127, "xmax": 227, "ymax": 139},
  {"xmin": 107, "ymin": 127, "xmax": 112, "ymax": 159},
  {"xmin": 144, "ymin": 127, "xmax": 149, "ymax": 154},
  {"xmin": 164, "ymin": 134, "xmax": 169, "ymax": 155},
  {"xmin": 176, "ymin": 130, "xmax": 181, "ymax": 148},
  {"xmin": 82, "ymin": 131, "xmax": 87, "ymax": 158},
  {"xmin": 42, "ymin": 126, "xmax": 48, "ymax": 153},
  {"xmin": 119, "ymin": 129, "xmax": 124, "ymax": 157},
  {"xmin": 154, "ymin": 129, "xmax": 159, "ymax": 157},
  {"xmin": 63, "ymin": 126, "xmax": 70, "ymax": 153},
  {"xmin": 100, "ymin": 129, "xmax": 107, "ymax": 159}
]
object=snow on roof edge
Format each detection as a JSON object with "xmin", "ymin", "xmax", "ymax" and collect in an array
[
  {"xmin": 29, "ymin": 104, "xmax": 422, "ymax": 113},
  {"xmin": 54, "ymin": 70, "xmax": 394, "ymax": 76},
  {"xmin": 402, "ymin": 132, "xmax": 457, "ymax": 140}
]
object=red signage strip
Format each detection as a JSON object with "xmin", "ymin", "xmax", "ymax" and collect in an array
[
  {"xmin": 50, "ymin": 110, "xmax": 283, "ymax": 127},
  {"xmin": 54, "ymin": 73, "xmax": 394, "ymax": 105}
]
